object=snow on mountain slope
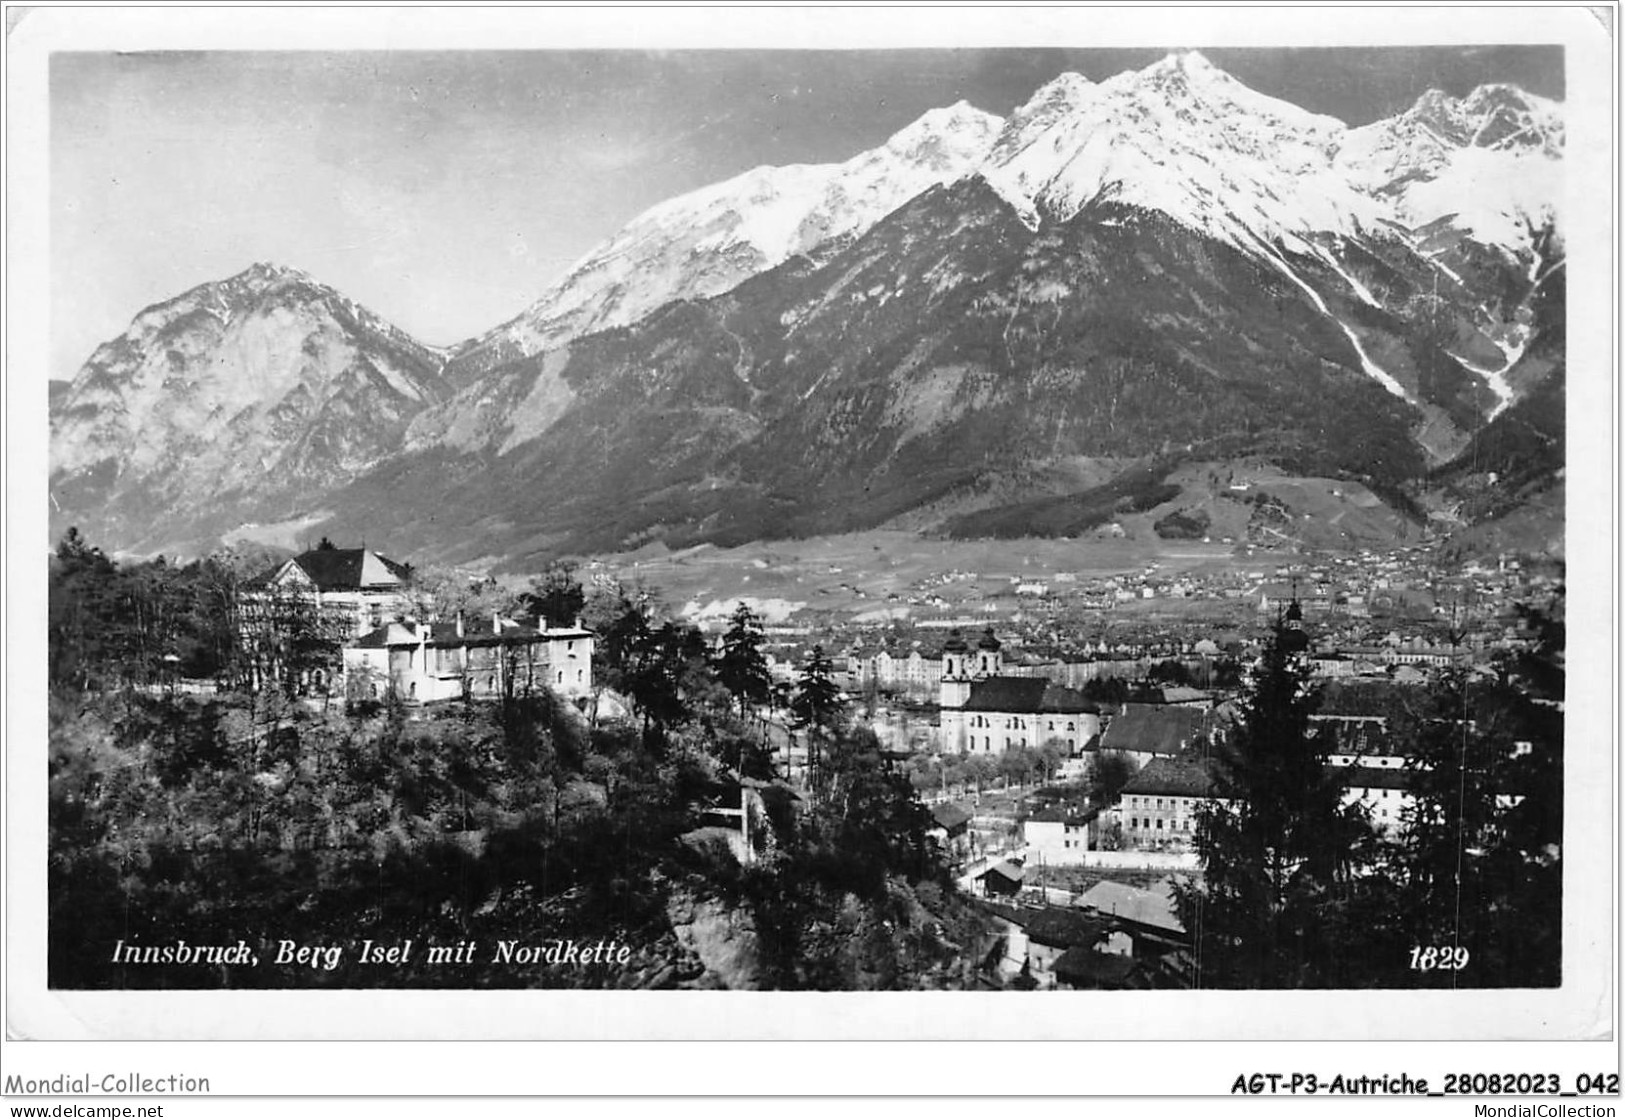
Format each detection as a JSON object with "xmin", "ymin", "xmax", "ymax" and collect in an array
[
  {"xmin": 451, "ymin": 101, "xmax": 1004, "ymax": 377},
  {"xmin": 1390, "ymin": 146, "xmax": 1560, "ymax": 257},
  {"xmin": 972, "ymin": 54, "xmax": 1561, "ymax": 408},
  {"xmin": 1336, "ymin": 83, "xmax": 1563, "ymax": 257},
  {"xmin": 979, "ymin": 55, "xmax": 1561, "ymax": 262},
  {"xmin": 979, "ymin": 52, "xmax": 1384, "ymax": 253}
]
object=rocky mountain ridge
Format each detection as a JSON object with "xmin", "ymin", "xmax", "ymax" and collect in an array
[
  {"xmin": 49, "ymin": 55, "xmax": 1565, "ymax": 564},
  {"xmin": 50, "ymin": 262, "xmax": 452, "ymax": 553},
  {"xmin": 447, "ymin": 100, "xmax": 1004, "ymax": 381}
]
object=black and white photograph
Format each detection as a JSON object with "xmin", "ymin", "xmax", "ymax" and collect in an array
[{"xmin": 5, "ymin": 4, "xmax": 1616, "ymax": 1078}]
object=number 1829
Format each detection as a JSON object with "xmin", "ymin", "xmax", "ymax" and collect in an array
[{"xmin": 1410, "ymin": 946, "xmax": 1470, "ymax": 971}]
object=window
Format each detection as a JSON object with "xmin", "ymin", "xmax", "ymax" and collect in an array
[{"xmin": 1156, "ymin": 819, "xmax": 1164, "ymax": 830}]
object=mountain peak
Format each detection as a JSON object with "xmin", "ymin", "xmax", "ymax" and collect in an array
[
  {"xmin": 226, "ymin": 260, "xmax": 325, "ymax": 299},
  {"xmin": 1124, "ymin": 50, "xmax": 1233, "ymax": 97},
  {"xmin": 243, "ymin": 260, "xmax": 304, "ymax": 282},
  {"xmin": 449, "ymin": 93, "xmax": 1003, "ymax": 377},
  {"xmin": 51, "ymin": 253, "xmax": 450, "ymax": 527},
  {"xmin": 882, "ymin": 100, "xmax": 1003, "ymax": 167},
  {"xmin": 981, "ymin": 51, "xmax": 1362, "ymax": 242},
  {"xmin": 1016, "ymin": 71, "xmax": 1097, "ymax": 112},
  {"xmin": 901, "ymin": 99, "xmax": 999, "ymax": 133},
  {"xmin": 1144, "ymin": 49, "xmax": 1221, "ymax": 78}
]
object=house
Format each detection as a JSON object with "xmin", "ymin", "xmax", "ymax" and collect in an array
[
  {"xmin": 241, "ymin": 541, "xmax": 416, "ymax": 692},
  {"xmin": 975, "ymin": 860, "xmax": 1025, "ymax": 899},
  {"xmin": 1115, "ymin": 758, "xmax": 1215, "ymax": 850},
  {"xmin": 938, "ymin": 630, "xmax": 1101, "ymax": 754},
  {"xmin": 1077, "ymin": 878, "xmax": 1187, "ymax": 957},
  {"xmin": 1336, "ymin": 764, "xmax": 1415, "ymax": 834},
  {"xmin": 1052, "ymin": 946, "xmax": 1145, "ymax": 989},
  {"xmin": 343, "ymin": 613, "xmax": 594, "ymax": 704},
  {"xmin": 247, "ymin": 541, "xmax": 414, "ymax": 640},
  {"xmin": 929, "ymin": 802, "xmax": 975, "ymax": 866},
  {"xmin": 1153, "ymin": 685, "xmax": 1213, "ymax": 708},
  {"xmin": 1096, "ymin": 703, "xmax": 1225, "ymax": 767},
  {"xmin": 1309, "ymin": 714, "xmax": 1417, "ymax": 770},
  {"xmin": 1111, "ymin": 738, "xmax": 1417, "ymax": 841},
  {"xmin": 1019, "ymin": 908, "xmax": 1110, "ymax": 985},
  {"xmin": 1022, "ymin": 804, "xmax": 1099, "ymax": 866}
]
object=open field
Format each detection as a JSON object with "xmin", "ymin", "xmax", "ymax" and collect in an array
[{"xmin": 562, "ymin": 529, "xmax": 1285, "ymax": 621}]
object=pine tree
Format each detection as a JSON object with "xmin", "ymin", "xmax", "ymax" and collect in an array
[
  {"xmin": 715, "ymin": 602, "xmax": 772, "ymax": 721},
  {"xmin": 1177, "ymin": 620, "xmax": 1374, "ymax": 987},
  {"xmin": 790, "ymin": 645, "xmax": 846, "ymax": 790}
]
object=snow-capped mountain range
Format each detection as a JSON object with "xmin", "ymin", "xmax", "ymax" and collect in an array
[
  {"xmin": 454, "ymin": 52, "xmax": 1561, "ymax": 384},
  {"xmin": 449, "ymin": 100, "xmax": 1003, "ymax": 379},
  {"xmin": 50, "ymin": 53, "xmax": 1566, "ymax": 562}
]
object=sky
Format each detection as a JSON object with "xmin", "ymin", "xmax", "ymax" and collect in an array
[{"xmin": 48, "ymin": 44, "xmax": 1564, "ymax": 382}]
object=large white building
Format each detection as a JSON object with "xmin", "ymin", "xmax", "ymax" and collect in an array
[
  {"xmin": 241, "ymin": 542, "xmax": 416, "ymax": 692},
  {"xmin": 248, "ymin": 543, "xmax": 415, "ymax": 639},
  {"xmin": 343, "ymin": 614, "xmax": 594, "ymax": 704},
  {"xmin": 938, "ymin": 629, "xmax": 1100, "ymax": 755},
  {"xmin": 244, "ymin": 540, "xmax": 597, "ymax": 705}
]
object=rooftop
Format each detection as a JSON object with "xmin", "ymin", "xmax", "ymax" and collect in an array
[
  {"xmin": 1052, "ymin": 947, "xmax": 1141, "ymax": 987},
  {"xmin": 1026, "ymin": 804, "xmax": 1101, "ymax": 825},
  {"xmin": 977, "ymin": 860, "xmax": 1025, "ymax": 885},
  {"xmin": 960, "ymin": 677, "xmax": 1099, "ymax": 714},
  {"xmin": 1121, "ymin": 757, "xmax": 1214, "ymax": 798},
  {"xmin": 351, "ymin": 615, "xmax": 592, "ymax": 649},
  {"xmin": 1022, "ymin": 908, "xmax": 1109, "ymax": 950},
  {"xmin": 1099, "ymin": 704, "xmax": 1224, "ymax": 757},
  {"xmin": 255, "ymin": 545, "xmax": 413, "ymax": 592},
  {"xmin": 1077, "ymin": 879, "xmax": 1184, "ymax": 934}
]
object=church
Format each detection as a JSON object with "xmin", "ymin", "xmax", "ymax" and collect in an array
[{"xmin": 937, "ymin": 629, "xmax": 1101, "ymax": 755}]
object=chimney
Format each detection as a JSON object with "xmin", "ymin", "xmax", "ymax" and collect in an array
[
  {"xmin": 493, "ymin": 611, "xmax": 502, "ymax": 635},
  {"xmin": 455, "ymin": 612, "xmax": 464, "ymax": 639}
]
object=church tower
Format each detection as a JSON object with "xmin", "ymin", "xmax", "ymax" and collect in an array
[
  {"xmin": 939, "ymin": 629, "xmax": 973, "ymax": 709},
  {"xmin": 975, "ymin": 628, "xmax": 1003, "ymax": 678},
  {"xmin": 1280, "ymin": 596, "xmax": 1311, "ymax": 655}
]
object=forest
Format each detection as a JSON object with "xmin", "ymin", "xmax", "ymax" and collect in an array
[{"xmin": 47, "ymin": 533, "xmax": 990, "ymax": 990}]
